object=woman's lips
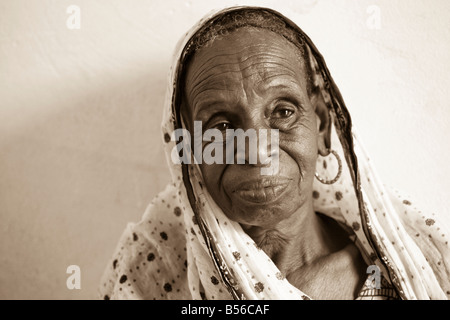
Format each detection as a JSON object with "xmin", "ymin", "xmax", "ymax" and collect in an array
[{"xmin": 231, "ymin": 177, "xmax": 291, "ymax": 204}]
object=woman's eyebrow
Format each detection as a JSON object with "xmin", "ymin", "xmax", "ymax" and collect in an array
[
  {"xmin": 191, "ymin": 85, "xmax": 235, "ymax": 112},
  {"xmin": 193, "ymin": 84, "xmax": 307, "ymax": 117},
  {"xmin": 262, "ymin": 82, "xmax": 309, "ymax": 113},
  {"xmin": 200, "ymin": 111, "xmax": 233, "ymax": 130},
  {"xmin": 194, "ymin": 102, "xmax": 230, "ymax": 121}
]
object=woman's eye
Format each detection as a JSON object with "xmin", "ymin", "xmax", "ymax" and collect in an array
[
  {"xmin": 212, "ymin": 122, "xmax": 232, "ymax": 131},
  {"xmin": 272, "ymin": 107, "xmax": 294, "ymax": 119},
  {"xmin": 269, "ymin": 102, "xmax": 300, "ymax": 130}
]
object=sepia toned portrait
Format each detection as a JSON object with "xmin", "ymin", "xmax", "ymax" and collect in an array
[{"xmin": 1, "ymin": 1, "xmax": 449, "ymax": 302}]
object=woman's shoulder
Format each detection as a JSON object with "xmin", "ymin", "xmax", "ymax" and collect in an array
[
  {"xmin": 387, "ymin": 188, "xmax": 450, "ymax": 298},
  {"xmin": 99, "ymin": 184, "xmax": 192, "ymax": 300}
]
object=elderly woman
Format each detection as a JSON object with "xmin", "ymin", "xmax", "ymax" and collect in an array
[{"xmin": 100, "ymin": 7, "xmax": 450, "ymax": 300}]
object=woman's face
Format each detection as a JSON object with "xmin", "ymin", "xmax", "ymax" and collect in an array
[{"xmin": 184, "ymin": 27, "xmax": 325, "ymax": 228}]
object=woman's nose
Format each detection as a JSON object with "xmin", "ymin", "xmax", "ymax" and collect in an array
[
  {"xmin": 230, "ymin": 121, "xmax": 279, "ymax": 167},
  {"xmin": 250, "ymin": 129, "xmax": 279, "ymax": 167}
]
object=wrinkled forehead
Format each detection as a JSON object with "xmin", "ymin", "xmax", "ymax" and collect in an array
[
  {"xmin": 189, "ymin": 28, "xmax": 304, "ymax": 84},
  {"xmin": 180, "ymin": 27, "xmax": 310, "ymax": 122},
  {"xmin": 187, "ymin": 26, "xmax": 305, "ymax": 76},
  {"xmin": 190, "ymin": 29, "xmax": 306, "ymax": 106},
  {"xmin": 171, "ymin": 8, "xmax": 320, "ymax": 129}
]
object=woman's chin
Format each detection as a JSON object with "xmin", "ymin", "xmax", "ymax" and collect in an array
[
  {"xmin": 226, "ymin": 186, "xmax": 301, "ymax": 226},
  {"xmin": 228, "ymin": 203, "xmax": 294, "ymax": 227}
]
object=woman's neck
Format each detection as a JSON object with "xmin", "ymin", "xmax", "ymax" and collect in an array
[
  {"xmin": 242, "ymin": 199, "xmax": 349, "ymax": 275},
  {"xmin": 242, "ymin": 200, "xmax": 367, "ymax": 299}
]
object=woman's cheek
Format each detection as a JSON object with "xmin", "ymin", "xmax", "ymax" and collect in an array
[
  {"xmin": 279, "ymin": 132, "xmax": 318, "ymax": 191},
  {"xmin": 280, "ymin": 129, "xmax": 317, "ymax": 160},
  {"xmin": 199, "ymin": 162, "xmax": 230, "ymax": 206}
]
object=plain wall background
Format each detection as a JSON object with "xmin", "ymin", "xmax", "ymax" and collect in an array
[{"xmin": 1, "ymin": 0, "xmax": 449, "ymax": 299}]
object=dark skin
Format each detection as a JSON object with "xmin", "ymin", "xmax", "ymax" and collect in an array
[{"xmin": 183, "ymin": 27, "xmax": 367, "ymax": 299}]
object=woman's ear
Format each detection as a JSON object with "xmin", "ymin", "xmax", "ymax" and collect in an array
[
  {"xmin": 304, "ymin": 45, "xmax": 332, "ymax": 157},
  {"xmin": 312, "ymin": 88, "xmax": 331, "ymax": 157}
]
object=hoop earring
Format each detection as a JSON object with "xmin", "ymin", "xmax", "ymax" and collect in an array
[{"xmin": 315, "ymin": 149, "xmax": 342, "ymax": 185}]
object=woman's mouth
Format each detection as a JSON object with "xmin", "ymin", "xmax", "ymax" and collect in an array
[{"xmin": 231, "ymin": 177, "xmax": 292, "ymax": 204}]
